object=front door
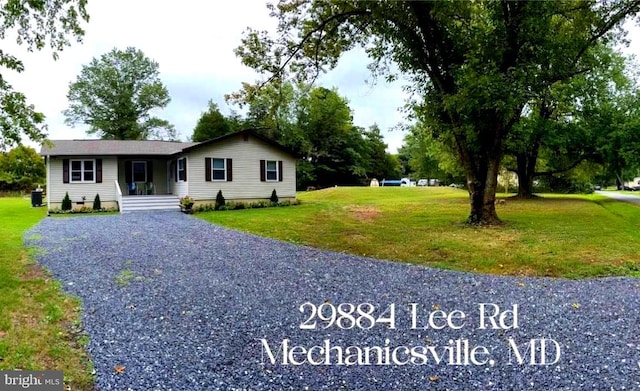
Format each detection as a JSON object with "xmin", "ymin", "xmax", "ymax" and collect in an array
[
  {"xmin": 125, "ymin": 160, "xmax": 153, "ymax": 195},
  {"xmin": 132, "ymin": 161, "xmax": 147, "ymax": 184}
]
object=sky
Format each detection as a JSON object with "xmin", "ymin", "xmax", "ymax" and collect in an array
[{"xmin": 5, "ymin": 0, "xmax": 409, "ymax": 153}]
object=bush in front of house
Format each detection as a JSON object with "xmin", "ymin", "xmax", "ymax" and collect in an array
[
  {"xmin": 93, "ymin": 194, "xmax": 101, "ymax": 210},
  {"xmin": 215, "ymin": 190, "xmax": 225, "ymax": 210},
  {"xmin": 270, "ymin": 189, "xmax": 278, "ymax": 204},
  {"xmin": 61, "ymin": 192, "xmax": 72, "ymax": 211},
  {"xmin": 192, "ymin": 199, "xmax": 299, "ymax": 213},
  {"xmin": 49, "ymin": 206, "xmax": 118, "ymax": 215}
]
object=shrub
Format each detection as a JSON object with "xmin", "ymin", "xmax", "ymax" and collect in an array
[
  {"xmin": 270, "ymin": 189, "xmax": 279, "ymax": 204},
  {"xmin": 61, "ymin": 192, "xmax": 72, "ymax": 211},
  {"xmin": 93, "ymin": 194, "xmax": 101, "ymax": 210},
  {"xmin": 215, "ymin": 190, "xmax": 225, "ymax": 210}
]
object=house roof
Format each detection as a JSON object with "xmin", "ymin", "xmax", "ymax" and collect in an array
[
  {"xmin": 40, "ymin": 129, "xmax": 298, "ymax": 157},
  {"xmin": 180, "ymin": 129, "xmax": 298, "ymax": 156},
  {"xmin": 40, "ymin": 139, "xmax": 200, "ymax": 156}
]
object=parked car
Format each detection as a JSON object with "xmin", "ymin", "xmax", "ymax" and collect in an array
[
  {"xmin": 594, "ymin": 185, "xmax": 602, "ymax": 190},
  {"xmin": 417, "ymin": 179, "xmax": 428, "ymax": 186},
  {"xmin": 449, "ymin": 183, "xmax": 464, "ymax": 189}
]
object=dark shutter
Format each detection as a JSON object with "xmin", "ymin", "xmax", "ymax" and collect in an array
[
  {"xmin": 226, "ymin": 159, "xmax": 232, "ymax": 181},
  {"xmin": 62, "ymin": 159, "xmax": 69, "ymax": 183},
  {"xmin": 260, "ymin": 160, "xmax": 266, "ymax": 182},
  {"xmin": 278, "ymin": 160, "xmax": 283, "ymax": 182},
  {"xmin": 125, "ymin": 161, "xmax": 132, "ymax": 184},
  {"xmin": 205, "ymin": 158, "xmax": 212, "ymax": 181},
  {"xmin": 147, "ymin": 161, "xmax": 153, "ymax": 182},
  {"xmin": 96, "ymin": 159, "xmax": 103, "ymax": 183},
  {"xmin": 183, "ymin": 158, "xmax": 187, "ymax": 181}
]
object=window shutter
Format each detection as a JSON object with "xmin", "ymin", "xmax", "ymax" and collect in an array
[
  {"xmin": 260, "ymin": 160, "xmax": 266, "ymax": 182},
  {"xmin": 147, "ymin": 161, "xmax": 153, "ymax": 182},
  {"xmin": 278, "ymin": 160, "xmax": 283, "ymax": 182},
  {"xmin": 174, "ymin": 160, "xmax": 178, "ymax": 182},
  {"xmin": 96, "ymin": 159, "xmax": 103, "ymax": 183},
  {"xmin": 183, "ymin": 158, "xmax": 187, "ymax": 181},
  {"xmin": 205, "ymin": 158, "xmax": 212, "ymax": 181},
  {"xmin": 226, "ymin": 158, "xmax": 232, "ymax": 181},
  {"xmin": 62, "ymin": 159, "xmax": 69, "ymax": 183},
  {"xmin": 125, "ymin": 161, "xmax": 133, "ymax": 184}
]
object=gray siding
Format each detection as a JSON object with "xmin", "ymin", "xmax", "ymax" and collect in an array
[
  {"xmin": 186, "ymin": 137, "xmax": 296, "ymax": 201},
  {"xmin": 47, "ymin": 156, "xmax": 118, "ymax": 206}
]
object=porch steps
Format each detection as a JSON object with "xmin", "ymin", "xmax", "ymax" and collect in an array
[{"xmin": 120, "ymin": 195, "xmax": 180, "ymax": 213}]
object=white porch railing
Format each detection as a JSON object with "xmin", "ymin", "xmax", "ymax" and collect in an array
[{"xmin": 115, "ymin": 180, "xmax": 123, "ymax": 212}]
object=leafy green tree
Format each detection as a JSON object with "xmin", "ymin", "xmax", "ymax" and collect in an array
[
  {"xmin": 0, "ymin": 0, "xmax": 88, "ymax": 150},
  {"xmin": 361, "ymin": 124, "xmax": 401, "ymax": 180},
  {"xmin": 192, "ymin": 101, "xmax": 234, "ymax": 142},
  {"xmin": 235, "ymin": 0, "xmax": 640, "ymax": 224},
  {"xmin": 64, "ymin": 47, "xmax": 175, "ymax": 140},
  {"xmin": 505, "ymin": 47, "xmax": 630, "ymax": 197},
  {"xmin": 297, "ymin": 87, "xmax": 366, "ymax": 186},
  {"xmin": 0, "ymin": 145, "xmax": 45, "ymax": 191},
  {"xmin": 398, "ymin": 127, "xmax": 463, "ymax": 184}
]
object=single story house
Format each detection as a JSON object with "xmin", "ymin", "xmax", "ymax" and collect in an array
[{"xmin": 40, "ymin": 129, "xmax": 297, "ymax": 212}]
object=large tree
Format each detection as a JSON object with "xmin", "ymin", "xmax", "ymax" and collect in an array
[
  {"xmin": 192, "ymin": 101, "xmax": 237, "ymax": 142},
  {"xmin": 506, "ymin": 47, "xmax": 630, "ymax": 197},
  {"xmin": 64, "ymin": 47, "xmax": 175, "ymax": 140},
  {"xmin": 0, "ymin": 0, "xmax": 88, "ymax": 150},
  {"xmin": 0, "ymin": 145, "xmax": 45, "ymax": 191},
  {"xmin": 234, "ymin": 0, "xmax": 640, "ymax": 224}
]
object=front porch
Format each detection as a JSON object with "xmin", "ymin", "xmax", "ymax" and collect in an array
[{"xmin": 117, "ymin": 157, "xmax": 177, "ymax": 197}]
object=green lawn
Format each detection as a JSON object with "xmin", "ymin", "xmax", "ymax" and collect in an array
[
  {"xmin": 0, "ymin": 198, "xmax": 94, "ymax": 390},
  {"xmin": 197, "ymin": 187, "xmax": 640, "ymax": 278}
]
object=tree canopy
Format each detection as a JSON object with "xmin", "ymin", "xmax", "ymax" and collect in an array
[
  {"xmin": 235, "ymin": 0, "xmax": 640, "ymax": 224},
  {"xmin": 227, "ymin": 81, "xmax": 400, "ymax": 188},
  {"xmin": 64, "ymin": 47, "xmax": 175, "ymax": 140},
  {"xmin": 192, "ymin": 101, "xmax": 235, "ymax": 142},
  {"xmin": 0, "ymin": 0, "xmax": 88, "ymax": 150},
  {"xmin": 0, "ymin": 145, "xmax": 45, "ymax": 191}
]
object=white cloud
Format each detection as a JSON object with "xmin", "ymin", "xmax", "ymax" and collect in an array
[{"xmin": 5, "ymin": 0, "xmax": 410, "ymax": 152}]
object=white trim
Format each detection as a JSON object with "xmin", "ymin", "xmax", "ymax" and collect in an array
[
  {"xmin": 211, "ymin": 157, "xmax": 226, "ymax": 181},
  {"xmin": 177, "ymin": 157, "xmax": 187, "ymax": 182},
  {"xmin": 265, "ymin": 160, "xmax": 279, "ymax": 182},
  {"xmin": 46, "ymin": 155, "xmax": 51, "ymax": 206},
  {"xmin": 132, "ymin": 160, "xmax": 147, "ymax": 183},
  {"xmin": 70, "ymin": 158, "xmax": 96, "ymax": 183}
]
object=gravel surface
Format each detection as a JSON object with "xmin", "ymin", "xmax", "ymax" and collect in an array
[{"xmin": 25, "ymin": 212, "xmax": 640, "ymax": 390}]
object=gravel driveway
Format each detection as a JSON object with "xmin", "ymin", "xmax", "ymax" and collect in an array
[{"xmin": 26, "ymin": 212, "xmax": 640, "ymax": 390}]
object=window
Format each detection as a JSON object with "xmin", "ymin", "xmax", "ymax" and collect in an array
[
  {"xmin": 260, "ymin": 160, "xmax": 283, "ymax": 182},
  {"xmin": 177, "ymin": 157, "xmax": 187, "ymax": 181},
  {"xmin": 70, "ymin": 159, "xmax": 95, "ymax": 183},
  {"xmin": 212, "ymin": 158, "xmax": 226, "ymax": 181},
  {"xmin": 132, "ymin": 161, "xmax": 147, "ymax": 182},
  {"xmin": 266, "ymin": 160, "xmax": 278, "ymax": 181},
  {"xmin": 205, "ymin": 157, "xmax": 232, "ymax": 182}
]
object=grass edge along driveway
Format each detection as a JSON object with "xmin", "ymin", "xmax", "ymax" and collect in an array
[
  {"xmin": 0, "ymin": 197, "xmax": 94, "ymax": 390},
  {"xmin": 197, "ymin": 187, "xmax": 640, "ymax": 279}
]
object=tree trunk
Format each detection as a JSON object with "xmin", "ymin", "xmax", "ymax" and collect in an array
[
  {"xmin": 515, "ymin": 150, "xmax": 538, "ymax": 198},
  {"xmin": 461, "ymin": 145, "xmax": 503, "ymax": 225}
]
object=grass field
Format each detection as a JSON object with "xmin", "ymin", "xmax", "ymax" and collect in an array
[
  {"xmin": 0, "ymin": 198, "xmax": 94, "ymax": 390},
  {"xmin": 197, "ymin": 187, "xmax": 640, "ymax": 278}
]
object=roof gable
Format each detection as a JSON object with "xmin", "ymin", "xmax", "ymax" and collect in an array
[{"xmin": 180, "ymin": 129, "xmax": 297, "ymax": 157}]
